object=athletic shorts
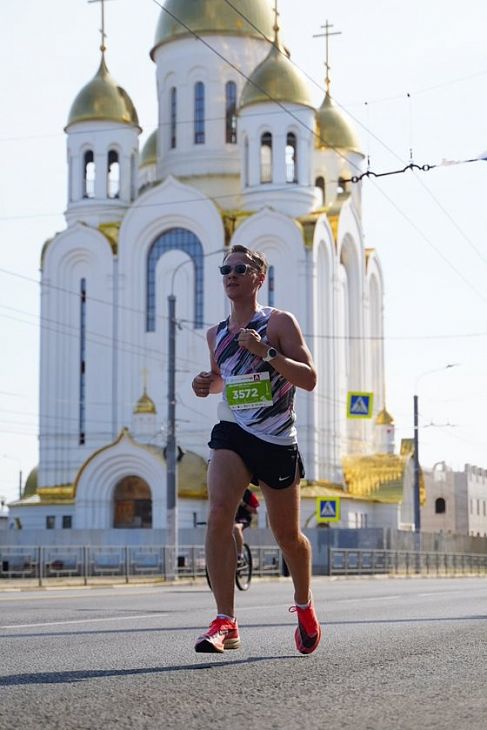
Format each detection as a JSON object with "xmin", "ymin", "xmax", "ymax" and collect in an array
[{"xmin": 208, "ymin": 421, "xmax": 305, "ymax": 490}]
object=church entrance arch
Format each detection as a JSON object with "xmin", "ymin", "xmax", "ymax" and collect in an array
[
  {"xmin": 113, "ymin": 475, "xmax": 152, "ymax": 528},
  {"xmin": 146, "ymin": 227, "xmax": 204, "ymax": 331}
]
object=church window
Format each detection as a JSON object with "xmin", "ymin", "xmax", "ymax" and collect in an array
[
  {"xmin": 83, "ymin": 150, "xmax": 95, "ymax": 198},
  {"xmin": 337, "ymin": 177, "xmax": 347, "ymax": 195},
  {"xmin": 260, "ymin": 132, "xmax": 272, "ymax": 183},
  {"xmin": 146, "ymin": 228, "xmax": 204, "ymax": 331},
  {"xmin": 107, "ymin": 150, "xmax": 120, "ymax": 198},
  {"xmin": 130, "ymin": 153, "xmax": 136, "ymax": 201},
  {"xmin": 194, "ymin": 82, "xmax": 205, "ymax": 144},
  {"xmin": 315, "ymin": 176, "xmax": 325, "ymax": 205},
  {"xmin": 285, "ymin": 132, "xmax": 298, "ymax": 183},
  {"xmin": 62, "ymin": 515, "xmax": 72, "ymax": 529},
  {"xmin": 170, "ymin": 87, "xmax": 177, "ymax": 148},
  {"xmin": 79, "ymin": 278, "xmax": 87, "ymax": 445},
  {"xmin": 46, "ymin": 516, "xmax": 55, "ymax": 529},
  {"xmin": 435, "ymin": 497, "xmax": 446, "ymax": 514},
  {"xmin": 244, "ymin": 136, "xmax": 249, "ymax": 187},
  {"xmin": 268, "ymin": 265, "xmax": 275, "ymax": 306},
  {"xmin": 225, "ymin": 81, "xmax": 237, "ymax": 144}
]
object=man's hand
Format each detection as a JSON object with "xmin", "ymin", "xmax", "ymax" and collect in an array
[
  {"xmin": 192, "ymin": 371, "xmax": 213, "ymax": 397},
  {"xmin": 237, "ymin": 328, "xmax": 266, "ymax": 358}
]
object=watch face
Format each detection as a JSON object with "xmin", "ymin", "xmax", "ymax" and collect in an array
[{"xmin": 266, "ymin": 347, "xmax": 277, "ymax": 360}]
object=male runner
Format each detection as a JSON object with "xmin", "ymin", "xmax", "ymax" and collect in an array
[{"xmin": 192, "ymin": 244, "xmax": 321, "ymax": 654}]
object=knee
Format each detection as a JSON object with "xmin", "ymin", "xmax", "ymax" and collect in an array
[
  {"xmin": 274, "ymin": 529, "xmax": 309, "ymax": 554},
  {"xmin": 207, "ymin": 502, "xmax": 234, "ymax": 535}
]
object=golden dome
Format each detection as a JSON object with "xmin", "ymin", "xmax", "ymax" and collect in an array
[
  {"xmin": 140, "ymin": 129, "xmax": 158, "ymax": 167},
  {"xmin": 316, "ymin": 93, "xmax": 361, "ymax": 153},
  {"xmin": 133, "ymin": 389, "xmax": 157, "ymax": 415},
  {"xmin": 376, "ymin": 408, "xmax": 394, "ymax": 426},
  {"xmin": 23, "ymin": 466, "xmax": 38, "ymax": 498},
  {"xmin": 151, "ymin": 0, "xmax": 274, "ymax": 58},
  {"xmin": 66, "ymin": 55, "xmax": 139, "ymax": 129},
  {"xmin": 240, "ymin": 41, "xmax": 314, "ymax": 110}
]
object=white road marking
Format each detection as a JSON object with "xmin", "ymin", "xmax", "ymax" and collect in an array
[{"xmin": 0, "ymin": 613, "xmax": 166, "ymax": 630}]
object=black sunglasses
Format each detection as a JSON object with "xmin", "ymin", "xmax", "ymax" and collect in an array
[{"xmin": 219, "ymin": 263, "xmax": 256, "ymax": 276}]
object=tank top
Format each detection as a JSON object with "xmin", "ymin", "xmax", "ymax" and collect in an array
[{"xmin": 214, "ymin": 306, "xmax": 297, "ymax": 445}]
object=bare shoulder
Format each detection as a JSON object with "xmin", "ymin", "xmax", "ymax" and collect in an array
[
  {"xmin": 206, "ymin": 324, "xmax": 218, "ymax": 347},
  {"xmin": 268, "ymin": 308, "xmax": 302, "ymax": 335}
]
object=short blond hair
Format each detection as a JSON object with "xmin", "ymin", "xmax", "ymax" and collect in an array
[{"xmin": 223, "ymin": 244, "xmax": 268, "ymax": 275}]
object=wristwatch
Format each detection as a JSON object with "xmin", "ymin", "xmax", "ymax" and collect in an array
[{"xmin": 263, "ymin": 346, "xmax": 278, "ymax": 362}]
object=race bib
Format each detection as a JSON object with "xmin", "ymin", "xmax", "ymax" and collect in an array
[{"xmin": 225, "ymin": 372, "xmax": 273, "ymax": 410}]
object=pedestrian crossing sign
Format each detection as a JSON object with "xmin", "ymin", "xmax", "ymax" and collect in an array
[
  {"xmin": 347, "ymin": 391, "xmax": 374, "ymax": 419},
  {"xmin": 316, "ymin": 497, "xmax": 341, "ymax": 523}
]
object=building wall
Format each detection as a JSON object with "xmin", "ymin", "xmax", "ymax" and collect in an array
[{"xmin": 466, "ymin": 464, "xmax": 487, "ymax": 537}]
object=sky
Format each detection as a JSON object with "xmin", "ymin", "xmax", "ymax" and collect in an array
[{"xmin": 1, "ymin": 0, "xmax": 486, "ymax": 505}]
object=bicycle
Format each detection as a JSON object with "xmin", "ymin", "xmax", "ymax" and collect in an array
[{"xmin": 205, "ymin": 542, "xmax": 253, "ymax": 591}]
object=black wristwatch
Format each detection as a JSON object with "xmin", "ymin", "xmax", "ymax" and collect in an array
[{"xmin": 263, "ymin": 346, "xmax": 278, "ymax": 362}]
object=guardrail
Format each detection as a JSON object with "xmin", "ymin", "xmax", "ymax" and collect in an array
[
  {"xmin": 328, "ymin": 548, "xmax": 487, "ymax": 576},
  {"xmin": 0, "ymin": 545, "xmax": 282, "ymax": 586}
]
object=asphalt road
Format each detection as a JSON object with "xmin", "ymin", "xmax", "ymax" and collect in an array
[{"xmin": 0, "ymin": 577, "xmax": 486, "ymax": 730}]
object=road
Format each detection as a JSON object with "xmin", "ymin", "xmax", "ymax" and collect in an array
[{"xmin": 0, "ymin": 577, "xmax": 486, "ymax": 729}]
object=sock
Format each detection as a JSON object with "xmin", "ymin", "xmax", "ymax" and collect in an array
[
  {"xmin": 217, "ymin": 613, "xmax": 236, "ymax": 621},
  {"xmin": 295, "ymin": 600, "xmax": 311, "ymax": 609}
]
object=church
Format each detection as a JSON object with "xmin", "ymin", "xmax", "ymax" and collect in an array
[{"xmin": 9, "ymin": 0, "xmax": 420, "ymax": 533}]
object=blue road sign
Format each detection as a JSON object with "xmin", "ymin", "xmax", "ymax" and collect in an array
[
  {"xmin": 316, "ymin": 497, "xmax": 341, "ymax": 523},
  {"xmin": 347, "ymin": 391, "xmax": 374, "ymax": 419}
]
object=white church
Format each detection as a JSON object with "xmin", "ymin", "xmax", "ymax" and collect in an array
[{"xmin": 10, "ymin": 0, "xmax": 420, "ymax": 533}]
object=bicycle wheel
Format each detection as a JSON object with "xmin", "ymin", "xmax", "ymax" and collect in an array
[{"xmin": 235, "ymin": 543, "xmax": 252, "ymax": 591}]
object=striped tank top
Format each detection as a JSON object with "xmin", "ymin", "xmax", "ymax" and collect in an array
[{"xmin": 214, "ymin": 306, "xmax": 297, "ymax": 445}]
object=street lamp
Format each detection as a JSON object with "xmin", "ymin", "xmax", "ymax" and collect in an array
[
  {"xmin": 165, "ymin": 248, "xmax": 225, "ymax": 580},
  {"xmin": 413, "ymin": 363, "xmax": 460, "ymax": 532}
]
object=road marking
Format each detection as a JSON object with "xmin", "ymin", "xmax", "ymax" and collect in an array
[{"xmin": 0, "ymin": 613, "xmax": 166, "ymax": 630}]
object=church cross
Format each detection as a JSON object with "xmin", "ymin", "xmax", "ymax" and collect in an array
[
  {"xmin": 88, "ymin": 0, "xmax": 117, "ymax": 53},
  {"xmin": 313, "ymin": 20, "xmax": 342, "ymax": 93},
  {"xmin": 272, "ymin": 0, "xmax": 280, "ymax": 42}
]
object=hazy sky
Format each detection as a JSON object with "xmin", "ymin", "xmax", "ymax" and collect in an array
[{"xmin": 1, "ymin": 0, "xmax": 486, "ymax": 505}]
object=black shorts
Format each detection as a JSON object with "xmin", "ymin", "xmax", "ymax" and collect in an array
[{"xmin": 208, "ymin": 421, "xmax": 305, "ymax": 490}]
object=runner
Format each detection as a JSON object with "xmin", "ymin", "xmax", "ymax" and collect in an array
[
  {"xmin": 234, "ymin": 487, "xmax": 259, "ymax": 563},
  {"xmin": 192, "ymin": 244, "xmax": 321, "ymax": 654}
]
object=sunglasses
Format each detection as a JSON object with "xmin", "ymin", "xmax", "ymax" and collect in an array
[{"xmin": 219, "ymin": 263, "xmax": 256, "ymax": 276}]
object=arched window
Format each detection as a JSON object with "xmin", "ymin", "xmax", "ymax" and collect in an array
[
  {"xmin": 286, "ymin": 132, "xmax": 297, "ymax": 183},
  {"xmin": 107, "ymin": 150, "xmax": 120, "ymax": 198},
  {"xmin": 225, "ymin": 81, "xmax": 237, "ymax": 144},
  {"xmin": 170, "ymin": 87, "xmax": 177, "ymax": 149},
  {"xmin": 260, "ymin": 132, "xmax": 272, "ymax": 183},
  {"xmin": 83, "ymin": 150, "xmax": 95, "ymax": 198},
  {"xmin": 315, "ymin": 176, "xmax": 325, "ymax": 205},
  {"xmin": 435, "ymin": 497, "xmax": 446, "ymax": 514},
  {"xmin": 244, "ymin": 136, "xmax": 249, "ymax": 187},
  {"xmin": 79, "ymin": 278, "xmax": 87, "ymax": 445},
  {"xmin": 268, "ymin": 265, "xmax": 275, "ymax": 306},
  {"xmin": 146, "ymin": 228, "xmax": 204, "ymax": 331},
  {"xmin": 194, "ymin": 82, "xmax": 205, "ymax": 144}
]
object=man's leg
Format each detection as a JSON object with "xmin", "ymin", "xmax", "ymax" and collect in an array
[
  {"xmin": 259, "ymin": 477, "xmax": 311, "ymax": 605},
  {"xmin": 206, "ymin": 449, "xmax": 251, "ymax": 617},
  {"xmin": 233, "ymin": 523, "xmax": 244, "ymax": 557}
]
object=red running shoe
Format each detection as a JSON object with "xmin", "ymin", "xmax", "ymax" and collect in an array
[
  {"xmin": 289, "ymin": 601, "xmax": 321, "ymax": 654},
  {"xmin": 194, "ymin": 617, "xmax": 240, "ymax": 653}
]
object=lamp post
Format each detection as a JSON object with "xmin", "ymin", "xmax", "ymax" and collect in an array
[
  {"xmin": 413, "ymin": 364, "xmax": 459, "ymax": 533},
  {"xmin": 165, "ymin": 248, "xmax": 225, "ymax": 580}
]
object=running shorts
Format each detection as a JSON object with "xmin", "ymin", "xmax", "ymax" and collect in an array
[{"xmin": 208, "ymin": 421, "xmax": 304, "ymax": 490}]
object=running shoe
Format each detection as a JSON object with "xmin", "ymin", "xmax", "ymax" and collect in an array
[
  {"xmin": 194, "ymin": 617, "xmax": 240, "ymax": 653},
  {"xmin": 289, "ymin": 601, "xmax": 321, "ymax": 654}
]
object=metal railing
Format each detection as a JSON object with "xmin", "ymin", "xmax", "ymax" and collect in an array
[
  {"xmin": 0, "ymin": 545, "xmax": 282, "ymax": 587},
  {"xmin": 328, "ymin": 548, "xmax": 487, "ymax": 576}
]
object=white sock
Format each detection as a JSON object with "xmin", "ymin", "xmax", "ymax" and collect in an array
[{"xmin": 217, "ymin": 613, "xmax": 236, "ymax": 621}]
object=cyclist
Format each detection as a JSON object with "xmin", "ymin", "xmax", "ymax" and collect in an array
[{"xmin": 234, "ymin": 488, "xmax": 260, "ymax": 563}]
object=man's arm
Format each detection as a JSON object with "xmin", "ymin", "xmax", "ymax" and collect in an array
[
  {"xmin": 192, "ymin": 325, "xmax": 224, "ymax": 397},
  {"xmin": 237, "ymin": 310, "xmax": 317, "ymax": 392}
]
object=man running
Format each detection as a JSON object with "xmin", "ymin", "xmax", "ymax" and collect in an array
[{"xmin": 192, "ymin": 244, "xmax": 321, "ymax": 655}]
